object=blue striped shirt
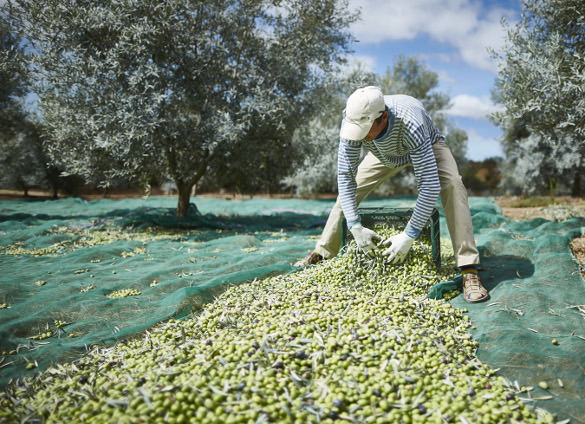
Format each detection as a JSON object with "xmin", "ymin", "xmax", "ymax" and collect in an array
[{"xmin": 338, "ymin": 94, "xmax": 443, "ymax": 239}]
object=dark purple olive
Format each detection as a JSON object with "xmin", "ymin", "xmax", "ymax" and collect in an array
[
  {"xmin": 332, "ymin": 399, "xmax": 344, "ymax": 409},
  {"xmin": 295, "ymin": 350, "xmax": 307, "ymax": 360}
]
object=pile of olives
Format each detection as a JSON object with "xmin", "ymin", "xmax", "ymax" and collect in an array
[
  {"xmin": 107, "ymin": 289, "xmax": 142, "ymax": 299},
  {"xmin": 0, "ymin": 226, "xmax": 555, "ymax": 423}
]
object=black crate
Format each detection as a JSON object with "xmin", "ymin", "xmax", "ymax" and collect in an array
[{"xmin": 341, "ymin": 207, "xmax": 441, "ymax": 268}]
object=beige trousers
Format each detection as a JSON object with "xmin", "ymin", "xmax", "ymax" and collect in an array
[{"xmin": 314, "ymin": 142, "xmax": 480, "ymax": 267}]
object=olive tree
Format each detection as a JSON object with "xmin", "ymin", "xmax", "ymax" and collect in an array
[
  {"xmin": 281, "ymin": 64, "xmax": 378, "ymax": 196},
  {"xmin": 491, "ymin": 0, "xmax": 585, "ymax": 196},
  {"xmin": 0, "ymin": 121, "xmax": 48, "ymax": 196},
  {"xmin": 0, "ymin": 7, "xmax": 24, "ymax": 135},
  {"xmin": 0, "ymin": 11, "xmax": 22, "ymax": 117},
  {"xmin": 10, "ymin": 0, "xmax": 357, "ymax": 215},
  {"xmin": 0, "ymin": 6, "xmax": 46, "ymax": 195}
]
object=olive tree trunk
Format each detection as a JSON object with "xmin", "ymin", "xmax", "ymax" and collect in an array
[
  {"xmin": 176, "ymin": 180, "xmax": 195, "ymax": 217},
  {"xmin": 571, "ymin": 171, "xmax": 582, "ymax": 197},
  {"xmin": 168, "ymin": 144, "xmax": 212, "ymax": 217}
]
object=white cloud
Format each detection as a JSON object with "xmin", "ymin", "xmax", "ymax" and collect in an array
[
  {"xmin": 348, "ymin": 0, "xmax": 516, "ymax": 72},
  {"xmin": 339, "ymin": 54, "xmax": 378, "ymax": 79},
  {"xmin": 465, "ymin": 128, "xmax": 503, "ymax": 160},
  {"xmin": 444, "ymin": 94, "xmax": 505, "ymax": 120},
  {"xmin": 435, "ymin": 68, "xmax": 457, "ymax": 85},
  {"xmin": 417, "ymin": 52, "xmax": 458, "ymax": 65},
  {"xmin": 346, "ymin": 54, "xmax": 377, "ymax": 73},
  {"xmin": 452, "ymin": 9, "xmax": 510, "ymax": 72}
]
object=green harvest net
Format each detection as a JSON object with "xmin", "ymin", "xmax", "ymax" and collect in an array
[
  {"xmin": 0, "ymin": 195, "xmax": 584, "ymax": 422},
  {"xmin": 429, "ymin": 205, "xmax": 585, "ymax": 423}
]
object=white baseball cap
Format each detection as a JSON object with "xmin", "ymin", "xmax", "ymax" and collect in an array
[{"xmin": 340, "ymin": 86, "xmax": 386, "ymax": 140}]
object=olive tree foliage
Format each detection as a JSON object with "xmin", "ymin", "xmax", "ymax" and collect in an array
[
  {"xmin": 0, "ymin": 120, "xmax": 48, "ymax": 196},
  {"xmin": 284, "ymin": 55, "xmax": 468, "ymax": 197},
  {"xmin": 196, "ymin": 1, "xmax": 359, "ymax": 195},
  {"xmin": 9, "ymin": 0, "xmax": 357, "ymax": 215},
  {"xmin": 491, "ymin": 0, "xmax": 585, "ymax": 196},
  {"xmin": 281, "ymin": 63, "xmax": 377, "ymax": 196},
  {"xmin": 0, "ymin": 9, "xmax": 24, "ymax": 131},
  {"xmin": 0, "ymin": 9, "xmax": 45, "ymax": 195},
  {"xmin": 496, "ymin": 131, "xmax": 579, "ymax": 196}
]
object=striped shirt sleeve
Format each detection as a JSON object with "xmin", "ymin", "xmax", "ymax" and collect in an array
[{"xmin": 337, "ymin": 137, "xmax": 362, "ymax": 228}]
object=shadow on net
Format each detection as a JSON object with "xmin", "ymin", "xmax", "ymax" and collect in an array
[{"xmin": 429, "ymin": 247, "xmax": 535, "ymax": 300}]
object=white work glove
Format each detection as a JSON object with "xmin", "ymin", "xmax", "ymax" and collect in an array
[
  {"xmin": 383, "ymin": 232, "xmax": 414, "ymax": 264},
  {"xmin": 349, "ymin": 223, "xmax": 382, "ymax": 256}
]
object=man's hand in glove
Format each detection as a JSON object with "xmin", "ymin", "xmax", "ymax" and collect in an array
[
  {"xmin": 383, "ymin": 232, "xmax": 414, "ymax": 264},
  {"xmin": 349, "ymin": 224, "xmax": 382, "ymax": 256}
]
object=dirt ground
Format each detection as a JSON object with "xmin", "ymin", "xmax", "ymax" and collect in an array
[
  {"xmin": 1, "ymin": 189, "xmax": 583, "ymax": 278},
  {"xmin": 494, "ymin": 195, "xmax": 585, "ymax": 221}
]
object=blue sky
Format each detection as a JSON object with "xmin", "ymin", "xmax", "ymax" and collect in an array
[{"xmin": 345, "ymin": 0, "xmax": 523, "ymax": 161}]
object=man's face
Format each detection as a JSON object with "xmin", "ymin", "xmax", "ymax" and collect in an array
[{"xmin": 364, "ymin": 110, "xmax": 388, "ymax": 141}]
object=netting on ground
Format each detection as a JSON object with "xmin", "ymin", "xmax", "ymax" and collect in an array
[
  {"xmin": 1, "ymin": 195, "xmax": 584, "ymax": 422},
  {"xmin": 430, "ymin": 206, "xmax": 585, "ymax": 423},
  {"xmin": 0, "ymin": 196, "xmax": 342, "ymax": 388},
  {"xmin": 0, "ymin": 220, "xmax": 557, "ymax": 424}
]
